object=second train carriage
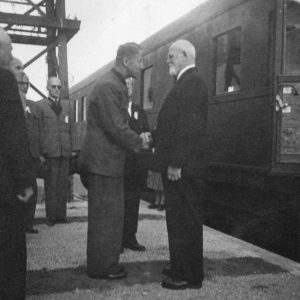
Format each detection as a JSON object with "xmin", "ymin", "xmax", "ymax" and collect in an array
[{"xmin": 70, "ymin": 0, "xmax": 300, "ymax": 257}]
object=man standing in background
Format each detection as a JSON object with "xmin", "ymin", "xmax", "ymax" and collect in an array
[
  {"xmin": 122, "ymin": 77, "xmax": 149, "ymax": 252},
  {"xmin": 0, "ymin": 27, "xmax": 33, "ymax": 300},
  {"xmin": 20, "ymin": 73, "xmax": 41, "ymax": 234},
  {"xmin": 37, "ymin": 77, "xmax": 73, "ymax": 227},
  {"xmin": 9, "ymin": 56, "xmax": 25, "ymax": 109},
  {"xmin": 10, "ymin": 60, "xmax": 40, "ymax": 234}
]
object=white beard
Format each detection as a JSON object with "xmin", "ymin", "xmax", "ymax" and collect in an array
[{"xmin": 169, "ymin": 65, "xmax": 177, "ymax": 76}]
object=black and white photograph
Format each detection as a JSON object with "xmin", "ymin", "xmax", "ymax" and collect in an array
[{"xmin": 1, "ymin": 0, "xmax": 300, "ymax": 299}]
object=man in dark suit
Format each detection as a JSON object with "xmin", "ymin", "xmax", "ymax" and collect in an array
[
  {"xmin": 79, "ymin": 43, "xmax": 150, "ymax": 279},
  {"xmin": 0, "ymin": 27, "xmax": 33, "ymax": 300},
  {"xmin": 19, "ymin": 73, "xmax": 41, "ymax": 234},
  {"xmin": 153, "ymin": 40, "xmax": 209, "ymax": 290},
  {"xmin": 36, "ymin": 77, "xmax": 73, "ymax": 226},
  {"xmin": 122, "ymin": 78, "xmax": 149, "ymax": 252},
  {"xmin": 10, "ymin": 62, "xmax": 41, "ymax": 234}
]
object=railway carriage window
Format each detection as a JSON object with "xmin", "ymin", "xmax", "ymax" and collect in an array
[
  {"xmin": 142, "ymin": 66, "xmax": 153, "ymax": 110},
  {"xmin": 284, "ymin": 0, "xmax": 300, "ymax": 73},
  {"xmin": 74, "ymin": 100, "xmax": 79, "ymax": 123},
  {"xmin": 215, "ymin": 28, "xmax": 241, "ymax": 95},
  {"xmin": 82, "ymin": 96, "xmax": 87, "ymax": 121}
]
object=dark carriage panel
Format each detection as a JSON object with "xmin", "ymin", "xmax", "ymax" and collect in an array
[{"xmin": 208, "ymin": 93, "xmax": 270, "ymax": 168}]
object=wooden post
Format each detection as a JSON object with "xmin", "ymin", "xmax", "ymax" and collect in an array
[
  {"xmin": 46, "ymin": 0, "xmax": 57, "ymax": 78},
  {"xmin": 56, "ymin": 0, "xmax": 73, "ymax": 203}
]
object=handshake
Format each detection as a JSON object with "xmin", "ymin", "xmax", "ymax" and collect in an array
[{"xmin": 140, "ymin": 132, "xmax": 152, "ymax": 149}]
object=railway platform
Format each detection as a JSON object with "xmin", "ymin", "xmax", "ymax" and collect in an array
[{"xmin": 26, "ymin": 180, "xmax": 300, "ymax": 300}]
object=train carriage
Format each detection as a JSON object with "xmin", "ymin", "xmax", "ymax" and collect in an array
[{"xmin": 70, "ymin": 0, "xmax": 300, "ymax": 259}]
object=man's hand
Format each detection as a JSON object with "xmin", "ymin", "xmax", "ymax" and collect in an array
[
  {"xmin": 167, "ymin": 165, "xmax": 181, "ymax": 181},
  {"xmin": 140, "ymin": 132, "xmax": 152, "ymax": 149},
  {"xmin": 17, "ymin": 186, "xmax": 33, "ymax": 203},
  {"xmin": 39, "ymin": 155, "xmax": 46, "ymax": 164}
]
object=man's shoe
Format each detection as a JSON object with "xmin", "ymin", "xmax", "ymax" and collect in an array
[
  {"xmin": 45, "ymin": 220, "xmax": 55, "ymax": 227},
  {"xmin": 25, "ymin": 227, "xmax": 39, "ymax": 234},
  {"xmin": 157, "ymin": 204, "xmax": 165, "ymax": 211},
  {"xmin": 123, "ymin": 243, "xmax": 146, "ymax": 252},
  {"xmin": 56, "ymin": 218, "xmax": 70, "ymax": 224},
  {"xmin": 148, "ymin": 203, "xmax": 158, "ymax": 209},
  {"xmin": 161, "ymin": 279, "xmax": 202, "ymax": 290},
  {"xmin": 162, "ymin": 266, "xmax": 172, "ymax": 277},
  {"xmin": 107, "ymin": 269, "xmax": 127, "ymax": 280}
]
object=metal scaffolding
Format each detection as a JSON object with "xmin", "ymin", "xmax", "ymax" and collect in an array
[{"xmin": 0, "ymin": 0, "xmax": 81, "ymax": 98}]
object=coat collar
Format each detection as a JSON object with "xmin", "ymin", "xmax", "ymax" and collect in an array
[
  {"xmin": 111, "ymin": 68, "xmax": 126, "ymax": 85},
  {"xmin": 177, "ymin": 66, "xmax": 198, "ymax": 84}
]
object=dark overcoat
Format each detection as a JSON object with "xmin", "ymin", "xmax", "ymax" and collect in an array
[
  {"xmin": 79, "ymin": 68, "xmax": 143, "ymax": 177},
  {"xmin": 0, "ymin": 68, "xmax": 32, "ymax": 206},
  {"xmin": 153, "ymin": 67, "xmax": 209, "ymax": 177},
  {"xmin": 0, "ymin": 67, "xmax": 32, "ymax": 300}
]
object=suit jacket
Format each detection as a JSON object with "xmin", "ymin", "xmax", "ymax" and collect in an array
[
  {"xmin": 153, "ymin": 67, "xmax": 209, "ymax": 177},
  {"xmin": 25, "ymin": 99, "xmax": 41, "ymax": 158},
  {"xmin": 0, "ymin": 68, "xmax": 32, "ymax": 208},
  {"xmin": 36, "ymin": 97, "xmax": 72, "ymax": 158},
  {"xmin": 79, "ymin": 68, "xmax": 143, "ymax": 177},
  {"xmin": 124, "ymin": 102, "xmax": 150, "ymax": 176}
]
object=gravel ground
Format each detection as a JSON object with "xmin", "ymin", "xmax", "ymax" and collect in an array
[
  {"xmin": 25, "ymin": 199, "xmax": 300, "ymax": 299},
  {"xmin": 27, "ymin": 273, "xmax": 300, "ymax": 300}
]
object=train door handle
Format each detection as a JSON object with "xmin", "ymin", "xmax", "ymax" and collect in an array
[{"xmin": 275, "ymin": 95, "xmax": 288, "ymax": 111}]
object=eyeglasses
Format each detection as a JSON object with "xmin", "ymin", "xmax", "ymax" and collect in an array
[
  {"xmin": 51, "ymin": 85, "xmax": 61, "ymax": 90},
  {"xmin": 18, "ymin": 82, "xmax": 30, "ymax": 86}
]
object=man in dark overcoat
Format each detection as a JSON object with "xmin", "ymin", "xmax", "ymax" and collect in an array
[
  {"xmin": 36, "ymin": 77, "xmax": 73, "ymax": 226},
  {"xmin": 79, "ymin": 43, "xmax": 150, "ymax": 279},
  {"xmin": 0, "ymin": 27, "xmax": 33, "ymax": 300},
  {"xmin": 11, "ymin": 65, "xmax": 41, "ymax": 234},
  {"xmin": 153, "ymin": 39, "xmax": 209, "ymax": 290},
  {"xmin": 122, "ymin": 78, "xmax": 150, "ymax": 251},
  {"xmin": 20, "ymin": 74, "xmax": 41, "ymax": 234}
]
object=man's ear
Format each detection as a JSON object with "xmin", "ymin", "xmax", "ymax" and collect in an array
[{"xmin": 123, "ymin": 57, "xmax": 128, "ymax": 67}]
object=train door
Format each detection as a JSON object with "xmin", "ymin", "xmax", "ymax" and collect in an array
[{"xmin": 273, "ymin": 0, "xmax": 300, "ymax": 172}]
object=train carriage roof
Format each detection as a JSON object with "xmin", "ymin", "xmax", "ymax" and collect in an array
[{"xmin": 69, "ymin": 0, "xmax": 244, "ymax": 95}]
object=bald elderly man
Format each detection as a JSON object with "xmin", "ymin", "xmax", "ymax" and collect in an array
[
  {"xmin": 36, "ymin": 77, "xmax": 73, "ymax": 226},
  {"xmin": 0, "ymin": 27, "xmax": 33, "ymax": 300},
  {"xmin": 153, "ymin": 40, "xmax": 209, "ymax": 290}
]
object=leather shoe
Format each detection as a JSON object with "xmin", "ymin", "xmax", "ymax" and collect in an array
[
  {"xmin": 25, "ymin": 227, "xmax": 39, "ymax": 234},
  {"xmin": 89, "ymin": 267, "xmax": 127, "ymax": 280},
  {"xmin": 148, "ymin": 203, "xmax": 158, "ymax": 209},
  {"xmin": 56, "ymin": 218, "xmax": 70, "ymax": 224},
  {"xmin": 123, "ymin": 243, "xmax": 146, "ymax": 251},
  {"xmin": 107, "ymin": 269, "xmax": 127, "ymax": 280},
  {"xmin": 162, "ymin": 279, "xmax": 202, "ymax": 290},
  {"xmin": 157, "ymin": 204, "xmax": 165, "ymax": 211},
  {"xmin": 162, "ymin": 266, "xmax": 172, "ymax": 277},
  {"xmin": 45, "ymin": 220, "xmax": 55, "ymax": 227}
]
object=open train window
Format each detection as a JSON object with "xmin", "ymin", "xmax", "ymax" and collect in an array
[
  {"xmin": 81, "ymin": 96, "xmax": 87, "ymax": 121},
  {"xmin": 142, "ymin": 66, "xmax": 153, "ymax": 110},
  {"xmin": 74, "ymin": 100, "xmax": 79, "ymax": 123},
  {"xmin": 215, "ymin": 27, "xmax": 242, "ymax": 95}
]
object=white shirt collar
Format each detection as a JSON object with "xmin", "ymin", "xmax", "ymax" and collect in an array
[
  {"xmin": 49, "ymin": 96, "xmax": 59, "ymax": 102},
  {"xmin": 128, "ymin": 100, "xmax": 132, "ymax": 116},
  {"xmin": 177, "ymin": 64, "xmax": 196, "ymax": 81}
]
